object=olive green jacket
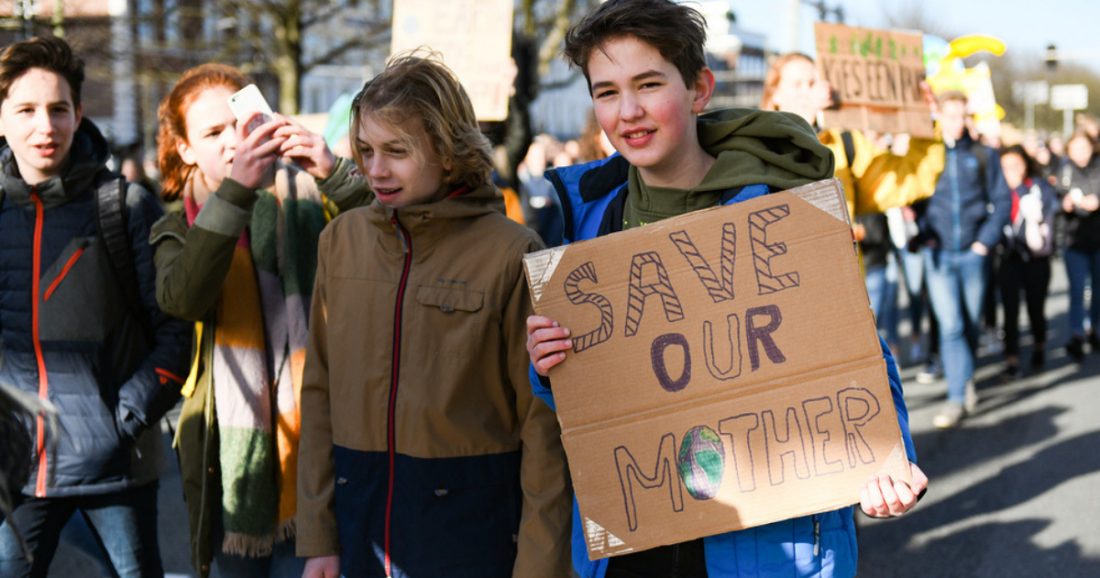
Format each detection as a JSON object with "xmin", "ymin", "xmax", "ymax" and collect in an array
[{"xmin": 151, "ymin": 158, "xmax": 370, "ymax": 576}]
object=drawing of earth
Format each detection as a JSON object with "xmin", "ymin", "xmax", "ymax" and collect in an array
[{"xmin": 678, "ymin": 425, "xmax": 725, "ymax": 500}]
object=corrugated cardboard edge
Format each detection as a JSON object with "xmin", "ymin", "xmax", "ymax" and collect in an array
[
  {"xmin": 785, "ymin": 177, "xmax": 850, "ymax": 226},
  {"xmin": 585, "ymin": 518, "xmax": 630, "ymax": 556},
  {"xmin": 522, "ymin": 178, "xmax": 849, "ymax": 307},
  {"xmin": 523, "ymin": 245, "xmax": 566, "ymax": 307},
  {"xmin": 883, "ymin": 439, "xmax": 914, "ymax": 484}
]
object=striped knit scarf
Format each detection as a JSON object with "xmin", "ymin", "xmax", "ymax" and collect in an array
[{"xmin": 184, "ymin": 167, "xmax": 327, "ymax": 557}]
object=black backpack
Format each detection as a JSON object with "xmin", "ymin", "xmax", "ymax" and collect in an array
[{"xmin": 93, "ymin": 173, "xmax": 150, "ymax": 336}]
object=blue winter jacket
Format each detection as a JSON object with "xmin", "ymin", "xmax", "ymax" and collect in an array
[
  {"xmin": 529, "ymin": 155, "xmax": 918, "ymax": 578},
  {"xmin": 917, "ymin": 134, "xmax": 1011, "ymax": 252},
  {"xmin": 0, "ymin": 119, "xmax": 191, "ymax": 497}
]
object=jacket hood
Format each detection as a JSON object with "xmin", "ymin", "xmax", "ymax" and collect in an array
[
  {"xmin": 0, "ymin": 118, "xmax": 111, "ymax": 207},
  {"xmin": 359, "ymin": 181, "xmax": 511, "ymax": 262},
  {"xmin": 368, "ymin": 180, "xmax": 506, "ymax": 228},
  {"xmin": 692, "ymin": 108, "xmax": 835, "ymax": 192}
]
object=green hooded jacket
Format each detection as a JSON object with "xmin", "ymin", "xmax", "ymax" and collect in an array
[{"xmin": 624, "ymin": 108, "xmax": 836, "ymax": 228}]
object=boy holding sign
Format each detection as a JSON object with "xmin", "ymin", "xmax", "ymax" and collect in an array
[{"xmin": 525, "ymin": 1, "xmax": 928, "ymax": 576}]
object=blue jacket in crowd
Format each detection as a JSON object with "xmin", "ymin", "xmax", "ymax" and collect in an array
[
  {"xmin": 918, "ymin": 134, "xmax": 1011, "ymax": 252},
  {"xmin": 529, "ymin": 154, "xmax": 918, "ymax": 578}
]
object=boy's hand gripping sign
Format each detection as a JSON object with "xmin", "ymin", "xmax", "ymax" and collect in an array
[{"xmin": 524, "ymin": 179, "xmax": 912, "ymax": 559}]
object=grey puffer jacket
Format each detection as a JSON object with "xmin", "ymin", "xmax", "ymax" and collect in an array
[{"xmin": 0, "ymin": 119, "xmax": 191, "ymax": 497}]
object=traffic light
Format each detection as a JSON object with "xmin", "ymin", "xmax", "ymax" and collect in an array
[{"xmin": 1046, "ymin": 44, "xmax": 1058, "ymax": 71}]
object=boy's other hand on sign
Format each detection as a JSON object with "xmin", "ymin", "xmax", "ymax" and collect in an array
[
  {"xmin": 860, "ymin": 462, "xmax": 928, "ymax": 518},
  {"xmin": 527, "ymin": 315, "xmax": 572, "ymax": 376}
]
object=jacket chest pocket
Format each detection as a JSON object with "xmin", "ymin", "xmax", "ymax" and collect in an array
[
  {"xmin": 38, "ymin": 236, "xmax": 124, "ymax": 342},
  {"xmin": 416, "ymin": 285, "xmax": 483, "ymax": 314},
  {"xmin": 413, "ymin": 285, "xmax": 486, "ymax": 364}
]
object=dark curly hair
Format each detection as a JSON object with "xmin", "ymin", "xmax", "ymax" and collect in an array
[
  {"xmin": 0, "ymin": 36, "xmax": 84, "ymax": 107},
  {"xmin": 563, "ymin": 0, "xmax": 708, "ymax": 89}
]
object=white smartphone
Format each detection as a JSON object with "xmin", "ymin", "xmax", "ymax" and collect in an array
[{"xmin": 227, "ymin": 84, "xmax": 275, "ymax": 134}]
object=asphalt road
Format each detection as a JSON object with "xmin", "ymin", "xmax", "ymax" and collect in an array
[
  {"xmin": 859, "ymin": 264, "xmax": 1100, "ymax": 577},
  {"xmin": 45, "ymin": 261, "xmax": 1100, "ymax": 577}
]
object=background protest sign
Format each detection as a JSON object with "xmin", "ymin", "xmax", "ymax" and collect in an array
[
  {"xmin": 391, "ymin": 0, "xmax": 513, "ymax": 121},
  {"xmin": 963, "ymin": 62, "xmax": 1002, "ymax": 138},
  {"xmin": 815, "ymin": 22, "xmax": 934, "ymax": 139},
  {"xmin": 524, "ymin": 180, "xmax": 911, "ymax": 559}
]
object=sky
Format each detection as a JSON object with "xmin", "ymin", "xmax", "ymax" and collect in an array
[{"xmin": 731, "ymin": 0, "xmax": 1100, "ymax": 73}]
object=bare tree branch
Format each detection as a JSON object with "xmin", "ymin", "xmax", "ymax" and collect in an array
[
  {"xmin": 521, "ymin": 0, "xmax": 535, "ymax": 36},
  {"xmin": 536, "ymin": 0, "xmax": 576, "ymax": 77},
  {"xmin": 880, "ymin": 1, "xmax": 957, "ymax": 40},
  {"xmin": 255, "ymin": 0, "xmax": 286, "ymax": 18},
  {"xmin": 303, "ymin": 32, "xmax": 384, "ymax": 71},
  {"xmin": 301, "ymin": 2, "xmax": 348, "ymax": 29}
]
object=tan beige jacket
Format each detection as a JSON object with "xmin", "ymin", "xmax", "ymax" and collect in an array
[{"xmin": 297, "ymin": 183, "xmax": 572, "ymax": 577}]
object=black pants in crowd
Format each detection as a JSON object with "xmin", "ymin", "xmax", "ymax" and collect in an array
[{"xmin": 998, "ymin": 252, "xmax": 1052, "ymax": 357}]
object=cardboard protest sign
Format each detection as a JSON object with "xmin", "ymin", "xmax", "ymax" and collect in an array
[
  {"xmin": 815, "ymin": 22, "xmax": 934, "ymax": 139},
  {"xmin": 524, "ymin": 180, "xmax": 911, "ymax": 559},
  {"xmin": 391, "ymin": 0, "xmax": 513, "ymax": 121}
]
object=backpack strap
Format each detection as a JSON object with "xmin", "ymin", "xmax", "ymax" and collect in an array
[
  {"xmin": 840, "ymin": 130, "xmax": 856, "ymax": 168},
  {"xmin": 971, "ymin": 144, "xmax": 988, "ymax": 189},
  {"xmin": 95, "ymin": 173, "xmax": 150, "ymax": 336}
]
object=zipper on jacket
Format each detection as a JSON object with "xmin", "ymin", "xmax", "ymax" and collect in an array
[
  {"xmin": 950, "ymin": 148, "xmax": 961, "ymax": 252},
  {"xmin": 43, "ymin": 246, "xmax": 85, "ymax": 301},
  {"xmin": 812, "ymin": 515, "xmax": 821, "ymax": 557},
  {"xmin": 384, "ymin": 214, "xmax": 413, "ymax": 578},
  {"xmin": 31, "ymin": 190, "xmax": 50, "ymax": 497}
]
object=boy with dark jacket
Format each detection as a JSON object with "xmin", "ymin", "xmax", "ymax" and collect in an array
[
  {"xmin": 912, "ymin": 92, "xmax": 1011, "ymax": 428},
  {"xmin": 0, "ymin": 37, "xmax": 190, "ymax": 577},
  {"xmin": 525, "ymin": 1, "xmax": 927, "ymax": 576}
]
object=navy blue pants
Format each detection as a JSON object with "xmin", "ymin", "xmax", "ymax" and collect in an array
[{"xmin": 605, "ymin": 537, "xmax": 708, "ymax": 578}]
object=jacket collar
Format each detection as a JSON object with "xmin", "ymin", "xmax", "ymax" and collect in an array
[
  {"xmin": 368, "ymin": 181, "xmax": 503, "ymax": 231},
  {"xmin": 362, "ymin": 181, "xmax": 505, "ymax": 260},
  {"xmin": 0, "ymin": 118, "xmax": 111, "ymax": 207},
  {"xmin": 944, "ymin": 130, "xmax": 978, "ymax": 151}
]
